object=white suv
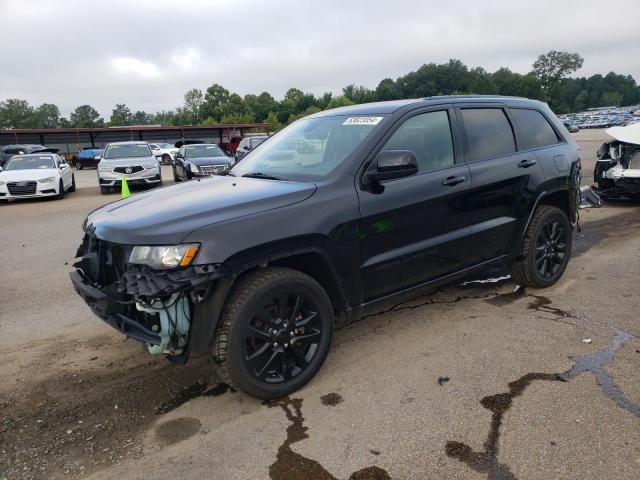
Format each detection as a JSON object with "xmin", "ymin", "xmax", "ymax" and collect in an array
[{"xmin": 97, "ymin": 142, "xmax": 162, "ymax": 194}]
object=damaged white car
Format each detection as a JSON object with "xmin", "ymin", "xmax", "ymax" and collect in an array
[{"xmin": 595, "ymin": 123, "xmax": 640, "ymax": 199}]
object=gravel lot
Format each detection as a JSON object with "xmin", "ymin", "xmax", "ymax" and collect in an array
[{"xmin": 1, "ymin": 131, "xmax": 638, "ymax": 480}]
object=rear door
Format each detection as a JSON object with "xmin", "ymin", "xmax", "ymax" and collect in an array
[
  {"xmin": 358, "ymin": 106, "xmax": 473, "ymax": 301},
  {"xmin": 456, "ymin": 105, "xmax": 545, "ymax": 264}
]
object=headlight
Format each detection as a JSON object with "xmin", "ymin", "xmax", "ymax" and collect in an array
[
  {"xmin": 37, "ymin": 177, "xmax": 56, "ymax": 183},
  {"xmin": 129, "ymin": 244, "xmax": 199, "ymax": 269},
  {"xmin": 98, "ymin": 165, "xmax": 112, "ymax": 171},
  {"xmin": 0, "ymin": 180, "xmax": 6, "ymax": 186},
  {"xmin": 143, "ymin": 163, "xmax": 158, "ymax": 169},
  {"xmin": 189, "ymin": 164, "xmax": 200, "ymax": 173}
]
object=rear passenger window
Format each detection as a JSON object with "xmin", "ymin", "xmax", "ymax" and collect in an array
[
  {"xmin": 510, "ymin": 108, "xmax": 559, "ymax": 149},
  {"xmin": 461, "ymin": 108, "xmax": 516, "ymax": 161},
  {"xmin": 382, "ymin": 110, "xmax": 454, "ymax": 172}
]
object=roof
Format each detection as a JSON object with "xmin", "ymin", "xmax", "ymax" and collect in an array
[{"xmin": 313, "ymin": 95, "xmax": 543, "ymax": 117}]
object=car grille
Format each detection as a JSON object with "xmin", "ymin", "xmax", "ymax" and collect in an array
[
  {"xmin": 113, "ymin": 166, "xmax": 143, "ymax": 174},
  {"xmin": 78, "ymin": 234, "xmax": 131, "ymax": 287},
  {"xmin": 8, "ymin": 181, "xmax": 37, "ymax": 195},
  {"xmin": 200, "ymin": 165, "xmax": 227, "ymax": 175}
]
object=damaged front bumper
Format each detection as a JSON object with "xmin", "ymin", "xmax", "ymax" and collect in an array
[{"xmin": 70, "ymin": 235, "xmax": 227, "ymax": 359}]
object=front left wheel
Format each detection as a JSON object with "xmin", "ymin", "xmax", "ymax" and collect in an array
[{"xmin": 213, "ymin": 267, "xmax": 334, "ymax": 399}]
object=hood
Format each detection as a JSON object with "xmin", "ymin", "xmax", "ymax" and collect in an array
[
  {"xmin": 605, "ymin": 123, "xmax": 640, "ymax": 145},
  {"xmin": 0, "ymin": 168, "xmax": 59, "ymax": 182},
  {"xmin": 98, "ymin": 156, "xmax": 156, "ymax": 167},
  {"xmin": 188, "ymin": 156, "xmax": 232, "ymax": 166},
  {"xmin": 87, "ymin": 175, "xmax": 317, "ymax": 245}
]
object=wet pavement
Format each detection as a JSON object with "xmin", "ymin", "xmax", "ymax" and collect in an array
[{"xmin": 1, "ymin": 131, "xmax": 639, "ymax": 480}]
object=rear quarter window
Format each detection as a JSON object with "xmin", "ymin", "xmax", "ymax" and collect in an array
[
  {"xmin": 510, "ymin": 108, "xmax": 560, "ymax": 150},
  {"xmin": 460, "ymin": 108, "xmax": 516, "ymax": 161}
]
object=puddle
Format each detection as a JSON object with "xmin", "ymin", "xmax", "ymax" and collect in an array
[
  {"xmin": 267, "ymin": 397, "xmax": 390, "ymax": 480},
  {"xmin": 155, "ymin": 417, "xmax": 201, "ymax": 446},
  {"xmin": 561, "ymin": 330, "xmax": 640, "ymax": 416},
  {"xmin": 321, "ymin": 393, "xmax": 344, "ymax": 406},
  {"xmin": 156, "ymin": 382, "xmax": 230, "ymax": 414},
  {"xmin": 446, "ymin": 328, "xmax": 639, "ymax": 479},
  {"xmin": 527, "ymin": 295, "xmax": 573, "ymax": 318}
]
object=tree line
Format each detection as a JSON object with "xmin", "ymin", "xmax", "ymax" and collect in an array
[{"xmin": 1, "ymin": 51, "xmax": 638, "ymax": 131}]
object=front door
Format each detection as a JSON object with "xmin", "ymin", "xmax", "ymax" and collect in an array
[{"xmin": 357, "ymin": 108, "xmax": 473, "ymax": 301}]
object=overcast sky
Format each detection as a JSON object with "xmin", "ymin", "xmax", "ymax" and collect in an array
[{"xmin": 1, "ymin": 0, "xmax": 639, "ymax": 118}]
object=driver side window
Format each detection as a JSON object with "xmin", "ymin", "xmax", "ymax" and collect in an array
[{"xmin": 382, "ymin": 111, "xmax": 454, "ymax": 172}]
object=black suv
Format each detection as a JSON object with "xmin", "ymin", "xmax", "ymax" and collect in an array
[
  {"xmin": 0, "ymin": 144, "xmax": 47, "ymax": 167},
  {"xmin": 70, "ymin": 96, "xmax": 580, "ymax": 399}
]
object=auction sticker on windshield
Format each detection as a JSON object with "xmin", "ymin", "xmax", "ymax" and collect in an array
[{"xmin": 343, "ymin": 116, "xmax": 383, "ymax": 126}]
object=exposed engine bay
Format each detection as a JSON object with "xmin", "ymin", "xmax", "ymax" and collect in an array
[
  {"xmin": 595, "ymin": 123, "xmax": 640, "ymax": 197},
  {"xmin": 70, "ymin": 233, "xmax": 226, "ymax": 360}
]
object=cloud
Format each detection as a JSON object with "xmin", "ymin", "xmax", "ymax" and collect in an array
[
  {"xmin": 111, "ymin": 57, "xmax": 161, "ymax": 78},
  {"xmin": 0, "ymin": 0, "xmax": 638, "ymax": 117}
]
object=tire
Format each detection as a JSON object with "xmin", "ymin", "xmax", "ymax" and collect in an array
[
  {"xmin": 56, "ymin": 180, "xmax": 65, "ymax": 200},
  {"xmin": 69, "ymin": 175, "xmax": 76, "ymax": 192},
  {"xmin": 100, "ymin": 186, "xmax": 110, "ymax": 195},
  {"xmin": 510, "ymin": 205, "xmax": 572, "ymax": 288},
  {"xmin": 213, "ymin": 267, "xmax": 334, "ymax": 399}
]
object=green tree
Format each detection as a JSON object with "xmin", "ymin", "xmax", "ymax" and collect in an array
[
  {"xmin": 374, "ymin": 78, "xmax": 401, "ymax": 101},
  {"xmin": 33, "ymin": 103, "xmax": 60, "ymax": 128},
  {"xmin": 343, "ymin": 84, "xmax": 374, "ymax": 104},
  {"xmin": 265, "ymin": 111, "xmax": 283, "ymax": 132},
  {"xmin": 202, "ymin": 83, "xmax": 230, "ymax": 122},
  {"xmin": 244, "ymin": 91, "xmax": 276, "ymax": 122},
  {"xmin": 531, "ymin": 50, "xmax": 584, "ymax": 92},
  {"xmin": 326, "ymin": 95, "xmax": 354, "ymax": 109},
  {"xmin": 183, "ymin": 88, "xmax": 204, "ymax": 124},
  {"xmin": 70, "ymin": 105, "xmax": 103, "ymax": 128},
  {"xmin": 0, "ymin": 98, "xmax": 34, "ymax": 128},
  {"xmin": 110, "ymin": 103, "xmax": 133, "ymax": 126},
  {"xmin": 573, "ymin": 90, "xmax": 589, "ymax": 111},
  {"xmin": 132, "ymin": 110, "xmax": 153, "ymax": 124}
]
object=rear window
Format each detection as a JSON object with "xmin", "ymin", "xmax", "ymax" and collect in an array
[
  {"xmin": 510, "ymin": 108, "xmax": 559, "ymax": 149},
  {"xmin": 461, "ymin": 108, "xmax": 516, "ymax": 161}
]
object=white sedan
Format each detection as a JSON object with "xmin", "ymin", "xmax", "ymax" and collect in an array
[
  {"xmin": 0, "ymin": 153, "xmax": 75, "ymax": 202},
  {"xmin": 149, "ymin": 143, "xmax": 179, "ymax": 165}
]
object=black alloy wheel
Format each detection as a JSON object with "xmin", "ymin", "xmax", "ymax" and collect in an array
[
  {"xmin": 534, "ymin": 219, "xmax": 568, "ymax": 279},
  {"xmin": 212, "ymin": 267, "xmax": 334, "ymax": 399},
  {"xmin": 243, "ymin": 291, "xmax": 323, "ymax": 384}
]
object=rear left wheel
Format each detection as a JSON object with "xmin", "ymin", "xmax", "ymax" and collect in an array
[{"xmin": 213, "ymin": 267, "xmax": 334, "ymax": 399}]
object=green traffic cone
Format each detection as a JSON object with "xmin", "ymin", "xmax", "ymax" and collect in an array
[{"xmin": 121, "ymin": 175, "xmax": 131, "ymax": 199}]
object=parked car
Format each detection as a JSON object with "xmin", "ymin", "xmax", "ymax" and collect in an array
[
  {"xmin": 149, "ymin": 143, "xmax": 179, "ymax": 165},
  {"xmin": 97, "ymin": 141, "xmax": 162, "ymax": 194},
  {"xmin": 594, "ymin": 122, "xmax": 640, "ymax": 199},
  {"xmin": 235, "ymin": 135, "xmax": 269, "ymax": 162},
  {"xmin": 76, "ymin": 147, "xmax": 104, "ymax": 170},
  {"xmin": 0, "ymin": 153, "xmax": 75, "ymax": 201},
  {"xmin": 70, "ymin": 96, "xmax": 580, "ymax": 399},
  {"xmin": 0, "ymin": 144, "xmax": 49, "ymax": 167},
  {"xmin": 173, "ymin": 143, "xmax": 233, "ymax": 181},
  {"xmin": 563, "ymin": 122, "xmax": 579, "ymax": 133}
]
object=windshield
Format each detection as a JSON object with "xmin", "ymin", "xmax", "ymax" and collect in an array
[
  {"xmin": 157, "ymin": 143, "xmax": 173, "ymax": 149},
  {"xmin": 103, "ymin": 144, "xmax": 152, "ymax": 159},
  {"xmin": 231, "ymin": 115, "xmax": 386, "ymax": 181},
  {"xmin": 186, "ymin": 145, "xmax": 226, "ymax": 158},
  {"xmin": 5, "ymin": 155, "xmax": 55, "ymax": 170}
]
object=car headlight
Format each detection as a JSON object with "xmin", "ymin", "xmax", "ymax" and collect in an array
[
  {"xmin": 98, "ymin": 165, "xmax": 112, "ymax": 171},
  {"xmin": 0, "ymin": 180, "xmax": 6, "ymax": 186},
  {"xmin": 189, "ymin": 164, "xmax": 200, "ymax": 173},
  {"xmin": 143, "ymin": 163, "xmax": 158, "ymax": 169},
  {"xmin": 37, "ymin": 177, "xmax": 56, "ymax": 183},
  {"xmin": 129, "ymin": 244, "xmax": 199, "ymax": 269}
]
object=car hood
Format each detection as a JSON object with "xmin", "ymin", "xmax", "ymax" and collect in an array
[
  {"xmin": 87, "ymin": 175, "xmax": 317, "ymax": 245},
  {"xmin": 188, "ymin": 156, "xmax": 232, "ymax": 166},
  {"xmin": 0, "ymin": 168, "xmax": 59, "ymax": 181},
  {"xmin": 99, "ymin": 156, "xmax": 156, "ymax": 167}
]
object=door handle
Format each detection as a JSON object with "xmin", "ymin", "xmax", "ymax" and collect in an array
[
  {"xmin": 442, "ymin": 175, "xmax": 466, "ymax": 186},
  {"xmin": 518, "ymin": 159, "xmax": 537, "ymax": 168}
]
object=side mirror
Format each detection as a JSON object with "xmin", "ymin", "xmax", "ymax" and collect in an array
[
  {"xmin": 94, "ymin": 155, "xmax": 101, "ymax": 160},
  {"xmin": 366, "ymin": 150, "xmax": 418, "ymax": 184}
]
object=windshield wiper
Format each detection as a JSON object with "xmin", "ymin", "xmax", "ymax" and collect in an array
[{"xmin": 241, "ymin": 172, "xmax": 287, "ymax": 181}]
